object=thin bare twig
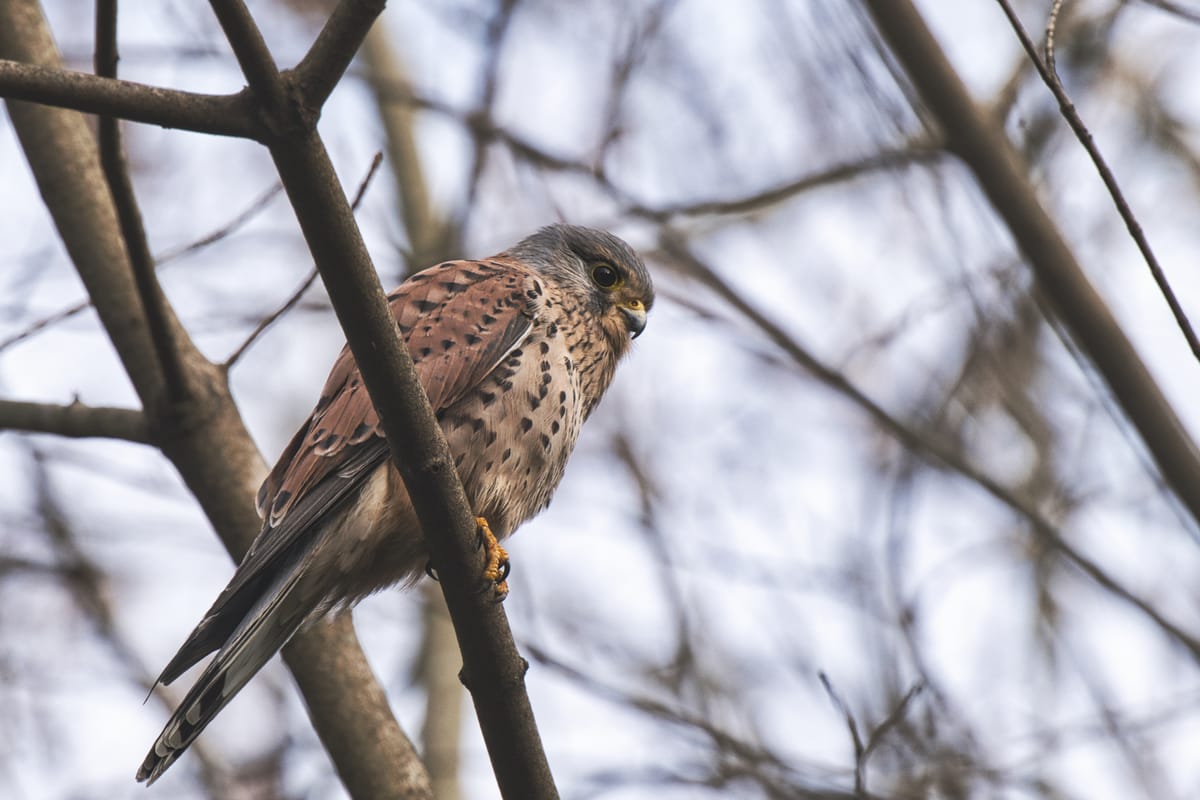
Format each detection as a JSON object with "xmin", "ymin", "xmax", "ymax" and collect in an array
[
  {"xmin": 156, "ymin": 181, "xmax": 285, "ymax": 262},
  {"xmin": 594, "ymin": 0, "xmax": 679, "ymax": 159},
  {"xmin": 815, "ymin": 674, "xmax": 922, "ymax": 796},
  {"xmin": 530, "ymin": 645, "xmax": 848, "ymax": 799},
  {"xmin": 95, "ymin": 0, "xmax": 190, "ymax": 404},
  {"xmin": 659, "ymin": 236, "xmax": 1200, "ymax": 663},
  {"xmin": 862, "ymin": 683, "xmax": 925, "ymax": 762},
  {"xmin": 0, "ymin": 182, "xmax": 284, "ymax": 356},
  {"xmin": 865, "ymin": 0, "xmax": 1200, "ymax": 545},
  {"xmin": 1136, "ymin": 0, "xmax": 1200, "ymax": 24},
  {"xmin": 1044, "ymin": 0, "xmax": 1066, "ymax": 75},
  {"xmin": 223, "ymin": 151, "xmax": 384, "ymax": 370},
  {"xmin": 818, "ymin": 673, "xmax": 866, "ymax": 795},
  {"xmin": 630, "ymin": 141, "xmax": 944, "ymax": 220},
  {"xmin": 457, "ymin": 0, "xmax": 520, "ymax": 228},
  {"xmin": 996, "ymin": 0, "xmax": 1200, "ymax": 363},
  {"xmin": 377, "ymin": 84, "xmax": 947, "ymax": 225}
]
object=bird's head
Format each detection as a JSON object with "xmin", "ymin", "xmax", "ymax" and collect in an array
[{"xmin": 504, "ymin": 224, "xmax": 655, "ymax": 352}]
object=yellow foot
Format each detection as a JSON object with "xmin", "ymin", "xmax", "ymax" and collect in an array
[{"xmin": 476, "ymin": 516, "xmax": 510, "ymax": 600}]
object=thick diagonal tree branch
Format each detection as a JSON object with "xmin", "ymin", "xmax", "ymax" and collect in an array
[
  {"xmin": 207, "ymin": 0, "xmax": 558, "ymax": 797},
  {"xmin": 0, "ymin": 1, "xmax": 429, "ymax": 796},
  {"xmin": 863, "ymin": 0, "xmax": 1200, "ymax": 531}
]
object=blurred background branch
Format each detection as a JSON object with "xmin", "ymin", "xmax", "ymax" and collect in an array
[{"xmin": 2, "ymin": 0, "xmax": 1200, "ymax": 798}]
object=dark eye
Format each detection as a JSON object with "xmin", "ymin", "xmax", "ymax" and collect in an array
[{"xmin": 591, "ymin": 263, "xmax": 620, "ymax": 288}]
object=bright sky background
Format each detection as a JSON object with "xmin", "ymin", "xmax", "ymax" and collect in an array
[{"xmin": 3, "ymin": 1, "xmax": 1200, "ymax": 798}]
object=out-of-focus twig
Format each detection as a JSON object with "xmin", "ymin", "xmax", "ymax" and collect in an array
[
  {"xmin": 23, "ymin": 446, "xmax": 231, "ymax": 795},
  {"xmin": 1136, "ymin": 0, "xmax": 1200, "ymax": 24},
  {"xmin": 529, "ymin": 644, "xmax": 859, "ymax": 800},
  {"xmin": 658, "ymin": 235, "xmax": 1200, "ymax": 662},
  {"xmin": 223, "ymin": 151, "xmax": 384, "ymax": 370},
  {"xmin": 457, "ymin": 0, "xmax": 520, "ymax": 228},
  {"xmin": 994, "ymin": 0, "xmax": 1200, "ymax": 364},
  {"xmin": 360, "ymin": 19, "xmax": 450, "ymax": 268},
  {"xmin": 0, "ymin": 182, "xmax": 284, "ymax": 357},
  {"xmin": 0, "ymin": 398, "xmax": 150, "ymax": 442},
  {"xmin": 865, "ymin": 0, "xmax": 1200, "ymax": 538}
]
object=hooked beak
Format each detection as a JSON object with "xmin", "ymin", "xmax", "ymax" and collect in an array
[{"xmin": 619, "ymin": 300, "xmax": 648, "ymax": 339}]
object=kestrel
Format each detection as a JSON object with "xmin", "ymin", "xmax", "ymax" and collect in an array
[{"xmin": 136, "ymin": 224, "xmax": 653, "ymax": 783}]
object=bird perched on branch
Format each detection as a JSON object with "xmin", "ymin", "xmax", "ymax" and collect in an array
[{"xmin": 137, "ymin": 224, "xmax": 653, "ymax": 783}]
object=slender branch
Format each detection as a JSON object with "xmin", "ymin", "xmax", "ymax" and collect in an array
[
  {"xmin": 155, "ymin": 181, "xmax": 284, "ymax": 263},
  {"xmin": 994, "ymin": 0, "xmax": 1200, "ymax": 364},
  {"xmin": 209, "ymin": 0, "xmax": 291, "ymax": 124},
  {"xmin": 1044, "ymin": 0, "xmax": 1066, "ymax": 76},
  {"xmin": 527, "ymin": 645, "xmax": 835, "ymax": 798},
  {"xmin": 659, "ymin": 236, "xmax": 1200, "ymax": 662},
  {"xmin": 0, "ymin": 182, "xmax": 284, "ymax": 357},
  {"xmin": 294, "ymin": 0, "xmax": 387, "ymax": 109},
  {"xmin": 0, "ymin": 398, "xmax": 150, "ymax": 442},
  {"xmin": 1136, "ymin": 0, "xmax": 1200, "ymax": 24},
  {"xmin": 0, "ymin": 297, "xmax": 92, "ymax": 354},
  {"xmin": 26, "ymin": 446, "xmax": 231, "ymax": 791},
  {"xmin": 457, "ymin": 0, "xmax": 520, "ymax": 229},
  {"xmin": 360, "ymin": 19, "xmax": 451, "ymax": 268},
  {"xmin": 863, "ymin": 0, "xmax": 1200, "ymax": 534},
  {"xmin": 224, "ymin": 152, "xmax": 383, "ymax": 370},
  {"xmin": 96, "ymin": 0, "xmax": 191, "ymax": 404},
  {"xmin": 818, "ymin": 672, "xmax": 866, "ymax": 795},
  {"xmin": 0, "ymin": 59, "xmax": 261, "ymax": 139},
  {"xmin": 376, "ymin": 83, "xmax": 945, "ymax": 225},
  {"xmin": 630, "ymin": 141, "xmax": 944, "ymax": 220}
]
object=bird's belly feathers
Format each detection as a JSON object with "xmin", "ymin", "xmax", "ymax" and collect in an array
[{"xmin": 440, "ymin": 330, "xmax": 588, "ymax": 537}]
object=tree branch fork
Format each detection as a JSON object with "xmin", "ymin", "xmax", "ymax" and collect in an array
[
  {"xmin": 1, "ymin": 0, "xmax": 555, "ymax": 796},
  {"xmin": 0, "ymin": 0, "xmax": 380, "ymax": 145}
]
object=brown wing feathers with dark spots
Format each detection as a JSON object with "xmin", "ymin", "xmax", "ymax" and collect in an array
[{"xmin": 139, "ymin": 227, "xmax": 653, "ymax": 784}]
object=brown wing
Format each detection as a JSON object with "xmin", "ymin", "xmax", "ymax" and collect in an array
[
  {"xmin": 156, "ymin": 258, "xmax": 537, "ymax": 684},
  {"xmin": 256, "ymin": 258, "xmax": 536, "ymax": 525}
]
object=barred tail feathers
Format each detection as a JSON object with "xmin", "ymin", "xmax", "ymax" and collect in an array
[{"xmin": 136, "ymin": 567, "xmax": 313, "ymax": 784}]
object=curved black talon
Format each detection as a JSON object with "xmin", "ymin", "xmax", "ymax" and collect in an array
[
  {"xmin": 424, "ymin": 561, "xmax": 440, "ymax": 581},
  {"xmin": 497, "ymin": 559, "xmax": 511, "ymax": 582}
]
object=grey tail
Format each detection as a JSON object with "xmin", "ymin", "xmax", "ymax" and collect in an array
[{"xmin": 136, "ymin": 566, "xmax": 314, "ymax": 785}]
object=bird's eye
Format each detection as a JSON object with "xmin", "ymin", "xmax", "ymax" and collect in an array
[{"xmin": 591, "ymin": 263, "xmax": 621, "ymax": 289}]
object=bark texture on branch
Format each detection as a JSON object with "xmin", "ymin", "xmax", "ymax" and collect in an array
[
  {"xmin": 0, "ymin": 59, "xmax": 261, "ymax": 138},
  {"xmin": 0, "ymin": 399, "xmax": 150, "ymax": 442},
  {"xmin": 0, "ymin": 1, "xmax": 430, "ymax": 796}
]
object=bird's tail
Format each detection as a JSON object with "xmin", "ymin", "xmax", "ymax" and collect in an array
[{"xmin": 136, "ymin": 566, "xmax": 314, "ymax": 784}]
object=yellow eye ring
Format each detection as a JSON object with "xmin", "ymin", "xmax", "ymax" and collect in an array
[{"xmin": 591, "ymin": 263, "xmax": 622, "ymax": 289}]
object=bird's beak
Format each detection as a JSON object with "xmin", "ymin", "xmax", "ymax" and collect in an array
[{"xmin": 619, "ymin": 300, "xmax": 648, "ymax": 339}]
